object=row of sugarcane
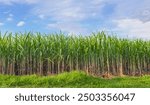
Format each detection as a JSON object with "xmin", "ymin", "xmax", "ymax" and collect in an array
[{"xmin": 0, "ymin": 32, "xmax": 150, "ymax": 76}]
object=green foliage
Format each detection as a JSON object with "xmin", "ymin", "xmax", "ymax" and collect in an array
[
  {"xmin": 0, "ymin": 32, "xmax": 150, "ymax": 76},
  {"xmin": 0, "ymin": 71, "xmax": 150, "ymax": 88}
]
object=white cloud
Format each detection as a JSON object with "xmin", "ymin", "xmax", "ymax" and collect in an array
[
  {"xmin": 17, "ymin": 21, "xmax": 25, "ymax": 27},
  {"xmin": 0, "ymin": 0, "xmax": 39, "ymax": 5},
  {"xmin": 22, "ymin": 0, "xmax": 39, "ymax": 4},
  {"xmin": 31, "ymin": 0, "xmax": 104, "ymax": 34},
  {"xmin": 1, "ymin": 0, "xmax": 150, "ymax": 37},
  {"xmin": 47, "ymin": 22, "xmax": 88, "ymax": 35},
  {"xmin": 5, "ymin": 13, "xmax": 13, "ymax": 21},
  {"xmin": 102, "ymin": 0, "xmax": 150, "ymax": 22},
  {"xmin": 114, "ymin": 18, "xmax": 150, "ymax": 39},
  {"xmin": 0, "ymin": 22, "xmax": 4, "ymax": 26},
  {"xmin": 34, "ymin": 0, "xmax": 150, "ymax": 35},
  {"xmin": 7, "ymin": 17, "xmax": 13, "ymax": 21},
  {"xmin": 38, "ymin": 14, "xmax": 45, "ymax": 19},
  {"xmin": 38, "ymin": 0, "xmax": 103, "ymax": 21},
  {"xmin": 0, "ymin": 0, "xmax": 105, "ymax": 34},
  {"xmin": 9, "ymin": 13, "xmax": 13, "ymax": 17}
]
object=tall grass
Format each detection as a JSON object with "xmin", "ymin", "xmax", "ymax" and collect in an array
[{"xmin": 0, "ymin": 32, "xmax": 150, "ymax": 76}]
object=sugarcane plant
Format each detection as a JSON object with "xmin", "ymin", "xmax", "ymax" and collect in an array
[{"xmin": 0, "ymin": 32, "xmax": 150, "ymax": 76}]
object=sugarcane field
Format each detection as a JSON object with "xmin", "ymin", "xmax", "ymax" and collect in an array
[{"xmin": 0, "ymin": 32, "xmax": 150, "ymax": 87}]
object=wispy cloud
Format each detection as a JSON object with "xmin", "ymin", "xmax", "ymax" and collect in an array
[
  {"xmin": 33, "ymin": 0, "xmax": 103, "ymax": 21},
  {"xmin": 47, "ymin": 22, "xmax": 88, "ymax": 35},
  {"xmin": 6, "ymin": 13, "xmax": 13, "ymax": 21},
  {"xmin": 31, "ymin": 0, "xmax": 150, "ymax": 36},
  {"xmin": 38, "ymin": 14, "xmax": 45, "ymax": 19},
  {"xmin": 0, "ymin": 0, "xmax": 150, "ymax": 38},
  {"xmin": 31, "ymin": 0, "xmax": 105, "ymax": 34},
  {"xmin": 17, "ymin": 21, "xmax": 25, "ymax": 27},
  {"xmin": 0, "ymin": 0, "xmax": 39, "ymax": 5},
  {"xmin": 9, "ymin": 13, "xmax": 13, "ymax": 16},
  {"xmin": 0, "ymin": 22, "xmax": 4, "ymax": 26},
  {"xmin": 114, "ymin": 19, "xmax": 150, "ymax": 39},
  {"xmin": 7, "ymin": 17, "xmax": 13, "ymax": 21}
]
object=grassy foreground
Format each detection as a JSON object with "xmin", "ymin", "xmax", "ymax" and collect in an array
[{"xmin": 0, "ymin": 71, "xmax": 150, "ymax": 88}]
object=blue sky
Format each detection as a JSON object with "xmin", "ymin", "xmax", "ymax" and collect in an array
[{"xmin": 0, "ymin": 0, "xmax": 150, "ymax": 39}]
